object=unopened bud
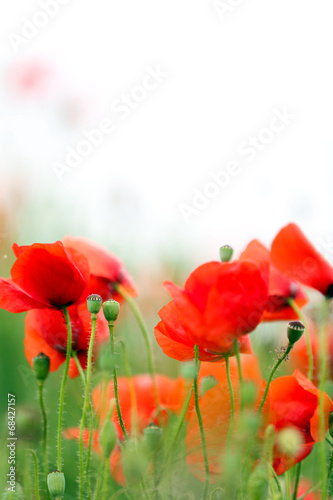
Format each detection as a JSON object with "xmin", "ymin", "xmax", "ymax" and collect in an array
[
  {"xmin": 143, "ymin": 423, "xmax": 163, "ymax": 453},
  {"xmin": 277, "ymin": 427, "xmax": 304, "ymax": 458},
  {"xmin": 200, "ymin": 376, "xmax": 218, "ymax": 397},
  {"xmin": 181, "ymin": 362, "xmax": 196, "ymax": 380},
  {"xmin": 47, "ymin": 470, "xmax": 65, "ymax": 498},
  {"xmin": 219, "ymin": 245, "xmax": 233, "ymax": 263},
  {"xmin": 87, "ymin": 294, "xmax": 103, "ymax": 315},
  {"xmin": 287, "ymin": 321, "xmax": 305, "ymax": 345},
  {"xmin": 103, "ymin": 299, "xmax": 120, "ymax": 323},
  {"xmin": 99, "ymin": 420, "xmax": 117, "ymax": 458},
  {"xmin": 33, "ymin": 352, "xmax": 50, "ymax": 381}
]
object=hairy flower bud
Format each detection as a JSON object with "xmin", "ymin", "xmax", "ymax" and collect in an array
[{"xmin": 33, "ymin": 352, "xmax": 50, "ymax": 381}]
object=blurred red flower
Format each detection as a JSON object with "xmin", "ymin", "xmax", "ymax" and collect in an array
[
  {"xmin": 239, "ymin": 239, "xmax": 308, "ymax": 321},
  {"xmin": 155, "ymin": 260, "xmax": 269, "ymax": 361},
  {"xmin": 186, "ymin": 363, "xmax": 333, "ymax": 481},
  {"xmin": 63, "ymin": 236, "xmax": 137, "ymax": 302},
  {"xmin": 0, "ymin": 241, "xmax": 89, "ymax": 313},
  {"xmin": 24, "ymin": 303, "xmax": 108, "ymax": 378},
  {"xmin": 65, "ymin": 374, "xmax": 186, "ymax": 484},
  {"xmin": 271, "ymin": 223, "xmax": 333, "ymax": 298}
]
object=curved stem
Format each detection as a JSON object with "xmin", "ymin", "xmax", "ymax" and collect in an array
[
  {"xmin": 108, "ymin": 323, "xmax": 129, "ymax": 440},
  {"xmin": 258, "ymin": 343, "xmax": 293, "ymax": 417},
  {"xmin": 224, "ymin": 355, "xmax": 235, "ymax": 452},
  {"xmin": 115, "ymin": 285, "xmax": 161, "ymax": 417},
  {"xmin": 57, "ymin": 306, "xmax": 72, "ymax": 471},
  {"xmin": 29, "ymin": 449, "xmax": 40, "ymax": 500},
  {"xmin": 288, "ymin": 298, "xmax": 313, "ymax": 381},
  {"xmin": 119, "ymin": 340, "xmax": 138, "ymax": 437},
  {"xmin": 79, "ymin": 313, "xmax": 97, "ymax": 500},
  {"xmin": 194, "ymin": 344, "xmax": 209, "ymax": 499}
]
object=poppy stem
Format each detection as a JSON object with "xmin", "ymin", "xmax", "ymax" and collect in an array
[
  {"xmin": 234, "ymin": 340, "xmax": 244, "ymax": 415},
  {"xmin": 319, "ymin": 298, "xmax": 330, "ymax": 500},
  {"xmin": 288, "ymin": 298, "xmax": 313, "ymax": 381},
  {"xmin": 292, "ymin": 462, "xmax": 302, "ymax": 500},
  {"xmin": 107, "ymin": 322, "xmax": 129, "ymax": 441},
  {"xmin": 194, "ymin": 344, "xmax": 210, "ymax": 499},
  {"xmin": 38, "ymin": 381, "xmax": 50, "ymax": 498},
  {"xmin": 57, "ymin": 306, "xmax": 72, "ymax": 471},
  {"xmin": 101, "ymin": 455, "xmax": 109, "ymax": 500},
  {"xmin": 115, "ymin": 285, "xmax": 162, "ymax": 420},
  {"xmin": 79, "ymin": 312, "xmax": 97, "ymax": 500},
  {"xmin": 224, "ymin": 355, "xmax": 235, "ymax": 453},
  {"xmin": 257, "ymin": 343, "xmax": 293, "ymax": 417},
  {"xmin": 28, "ymin": 449, "xmax": 40, "ymax": 500},
  {"xmin": 119, "ymin": 340, "xmax": 139, "ymax": 437}
]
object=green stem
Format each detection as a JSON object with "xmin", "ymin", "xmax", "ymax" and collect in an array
[
  {"xmin": 101, "ymin": 456, "xmax": 109, "ymax": 500},
  {"xmin": 115, "ymin": 285, "xmax": 161, "ymax": 418},
  {"xmin": 288, "ymin": 298, "xmax": 313, "ymax": 381},
  {"xmin": 258, "ymin": 343, "xmax": 293, "ymax": 417},
  {"xmin": 194, "ymin": 345, "xmax": 209, "ymax": 499},
  {"xmin": 108, "ymin": 322, "xmax": 129, "ymax": 440},
  {"xmin": 38, "ymin": 381, "xmax": 50, "ymax": 497},
  {"xmin": 292, "ymin": 462, "xmax": 302, "ymax": 500},
  {"xmin": 29, "ymin": 449, "xmax": 40, "ymax": 500},
  {"xmin": 79, "ymin": 313, "xmax": 97, "ymax": 500},
  {"xmin": 224, "ymin": 355, "xmax": 235, "ymax": 452},
  {"xmin": 319, "ymin": 299, "xmax": 330, "ymax": 500},
  {"xmin": 327, "ymin": 449, "xmax": 333, "ymax": 482},
  {"xmin": 234, "ymin": 341, "xmax": 244, "ymax": 415},
  {"xmin": 57, "ymin": 306, "xmax": 72, "ymax": 471}
]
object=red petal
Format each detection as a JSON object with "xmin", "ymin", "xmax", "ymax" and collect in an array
[
  {"xmin": 11, "ymin": 241, "xmax": 87, "ymax": 307},
  {"xmin": 0, "ymin": 277, "xmax": 47, "ymax": 312},
  {"xmin": 271, "ymin": 224, "xmax": 333, "ymax": 296}
]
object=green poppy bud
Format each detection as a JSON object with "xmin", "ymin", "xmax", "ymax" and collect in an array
[
  {"xmin": 219, "ymin": 245, "xmax": 233, "ymax": 262},
  {"xmin": 143, "ymin": 423, "xmax": 163, "ymax": 454},
  {"xmin": 87, "ymin": 294, "xmax": 103, "ymax": 315},
  {"xmin": 103, "ymin": 299, "xmax": 120, "ymax": 324},
  {"xmin": 33, "ymin": 352, "xmax": 50, "ymax": 381},
  {"xmin": 47, "ymin": 470, "xmax": 65, "ymax": 499},
  {"xmin": 287, "ymin": 321, "xmax": 305, "ymax": 345},
  {"xmin": 99, "ymin": 420, "xmax": 117, "ymax": 458},
  {"xmin": 181, "ymin": 362, "xmax": 196, "ymax": 380},
  {"xmin": 200, "ymin": 376, "xmax": 218, "ymax": 397}
]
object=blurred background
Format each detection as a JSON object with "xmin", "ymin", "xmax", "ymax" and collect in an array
[{"xmin": 1, "ymin": 0, "xmax": 333, "ymax": 497}]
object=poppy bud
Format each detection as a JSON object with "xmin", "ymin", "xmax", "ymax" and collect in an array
[
  {"xmin": 287, "ymin": 321, "xmax": 305, "ymax": 345},
  {"xmin": 200, "ymin": 376, "xmax": 218, "ymax": 397},
  {"xmin": 276, "ymin": 427, "xmax": 304, "ymax": 458},
  {"xmin": 329, "ymin": 412, "xmax": 333, "ymax": 438},
  {"xmin": 143, "ymin": 423, "xmax": 163, "ymax": 453},
  {"xmin": 181, "ymin": 362, "xmax": 196, "ymax": 380},
  {"xmin": 2, "ymin": 483, "xmax": 24, "ymax": 499},
  {"xmin": 103, "ymin": 299, "xmax": 120, "ymax": 324},
  {"xmin": 33, "ymin": 352, "xmax": 50, "ymax": 381},
  {"xmin": 248, "ymin": 464, "xmax": 268, "ymax": 500},
  {"xmin": 47, "ymin": 470, "xmax": 65, "ymax": 498},
  {"xmin": 99, "ymin": 419, "xmax": 117, "ymax": 458},
  {"xmin": 87, "ymin": 294, "xmax": 103, "ymax": 315},
  {"xmin": 219, "ymin": 245, "xmax": 233, "ymax": 263}
]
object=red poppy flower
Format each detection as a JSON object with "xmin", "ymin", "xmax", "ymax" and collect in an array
[
  {"xmin": 185, "ymin": 363, "xmax": 332, "ymax": 482},
  {"xmin": 271, "ymin": 223, "xmax": 333, "ymax": 297},
  {"xmin": 155, "ymin": 260, "xmax": 269, "ymax": 361},
  {"xmin": 65, "ymin": 374, "xmax": 186, "ymax": 485},
  {"xmin": 0, "ymin": 241, "xmax": 89, "ymax": 313},
  {"xmin": 63, "ymin": 236, "xmax": 137, "ymax": 302},
  {"xmin": 239, "ymin": 239, "xmax": 308, "ymax": 321},
  {"xmin": 24, "ymin": 303, "xmax": 108, "ymax": 378},
  {"xmin": 267, "ymin": 370, "xmax": 333, "ymax": 475}
]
